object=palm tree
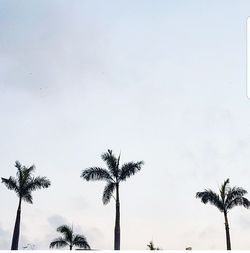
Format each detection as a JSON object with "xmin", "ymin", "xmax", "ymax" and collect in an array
[
  {"xmin": 196, "ymin": 178, "xmax": 250, "ymax": 250},
  {"xmin": 81, "ymin": 149, "xmax": 144, "ymax": 250},
  {"xmin": 1, "ymin": 161, "xmax": 51, "ymax": 250},
  {"xmin": 50, "ymin": 224, "xmax": 90, "ymax": 250}
]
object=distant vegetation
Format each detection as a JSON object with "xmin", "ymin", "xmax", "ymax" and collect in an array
[{"xmin": 147, "ymin": 240, "xmax": 161, "ymax": 250}]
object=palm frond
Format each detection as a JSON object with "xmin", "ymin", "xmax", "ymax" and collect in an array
[
  {"xmin": 1, "ymin": 177, "xmax": 19, "ymax": 193},
  {"xmin": 119, "ymin": 161, "xmax": 144, "ymax": 181},
  {"xmin": 15, "ymin": 161, "xmax": 22, "ymax": 173},
  {"xmin": 220, "ymin": 178, "xmax": 230, "ymax": 202},
  {"xmin": 57, "ymin": 225, "xmax": 73, "ymax": 243},
  {"xmin": 227, "ymin": 196, "xmax": 250, "ymax": 210},
  {"xmin": 17, "ymin": 166, "xmax": 32, "ymax": 190},
  {"xmin": 225, "ymin": 186, "xmax": 247, "ymax": 207},
  {"xmin": 24, "ymin": 176, "xmax": 51, "ymax": 192},
  {"xmin": 101, "ymin": 150, "xmax": 119, "ymax": 178},
  {"xmin": 81, "ymin": 167, "xmax": 113, "ymax": 182},
  {"xmin": 196, "ymin": 190, "xmax": 224, "ymax": 212},
  {"xmin": 22, "ymin": 165, "xmax": 36, "ymax": 178},
  {"xmin": 50, "ymin": 237, "xmax": 69, "ymax": 249},
  {"xmin": 16, "ymin": 162, "xmax": 24, "ymax": 186},
  {"xmin": 73, "ymin": 234, "xmax": 91, "ymax": 249},
  {"xmin": 22, "ymin": 193, "xmax": 33, "ymax": 204},
  {"xmin": 102, "ymin": 182, "xmax": 116, "ymax": 205},
  {"xmin": 27, "ymin": 164, "xmax": 36, "ymax": 174}
]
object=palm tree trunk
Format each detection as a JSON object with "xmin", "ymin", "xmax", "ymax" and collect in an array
[
  {"xmin": 224, "ymin": 211, "xmax": 231, "ymax": 250},
  {"xmin": 114, "ymin": 183, "xmax": 120, "ymax": 250},
  {"xmin": 11, "ymin": 198, "xmax": 22, "ymax": 250}
]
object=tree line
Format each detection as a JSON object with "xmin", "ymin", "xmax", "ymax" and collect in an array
[{"xmin": 1, "ymin": 149, "xmax": 250, "ymax": 250}]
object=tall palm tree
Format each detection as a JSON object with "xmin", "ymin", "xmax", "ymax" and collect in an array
[
  {"xmin": 81, "ymin": 149, "xmax": 144, "ymax": 250},
  {"xmin": 196, "ymin": 178, "xmax": 250, "ymax": 250},
  {"xmin": 50, "ymin": 224, "xmax": 91, "ymax": 250},
  {"xmin": 1, "ymin": 161, "xmax": 51, "ymax": 250}
]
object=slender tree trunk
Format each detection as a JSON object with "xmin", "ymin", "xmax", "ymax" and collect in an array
[
  {"xmin": 224, "ymin": 211, "xmax": 231, "ymax": 250},
  {"xmin": 11, "ymin": 198, "xmax": 22, "ymax": 250},
  {"xmin": 114, "ymin": 183, "xmax": 120, "ymax": 250},
  {"xmin": 70, "ymin": 245, "xmax": 72, "ymax": 250}
]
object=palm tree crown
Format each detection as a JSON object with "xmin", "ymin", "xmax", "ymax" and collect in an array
[
  {"xmin": 1, "ymin": 161, "xmax": 51, "ymax": 204},
  {"xmin": 81, "ymin": 149, "xmax": 144, "ymax": 205},
  {"xmin": 50, "ymin": 224, "xmax": 90, "ymax": 250},
  {"xmin": 196, "ymin": 178, "xmax": 250, "ymax": 213}
]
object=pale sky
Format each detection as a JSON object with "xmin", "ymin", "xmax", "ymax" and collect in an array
[{"xmin": 1, "ymin": 0, "xmax": 250, "ymax": 250}]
